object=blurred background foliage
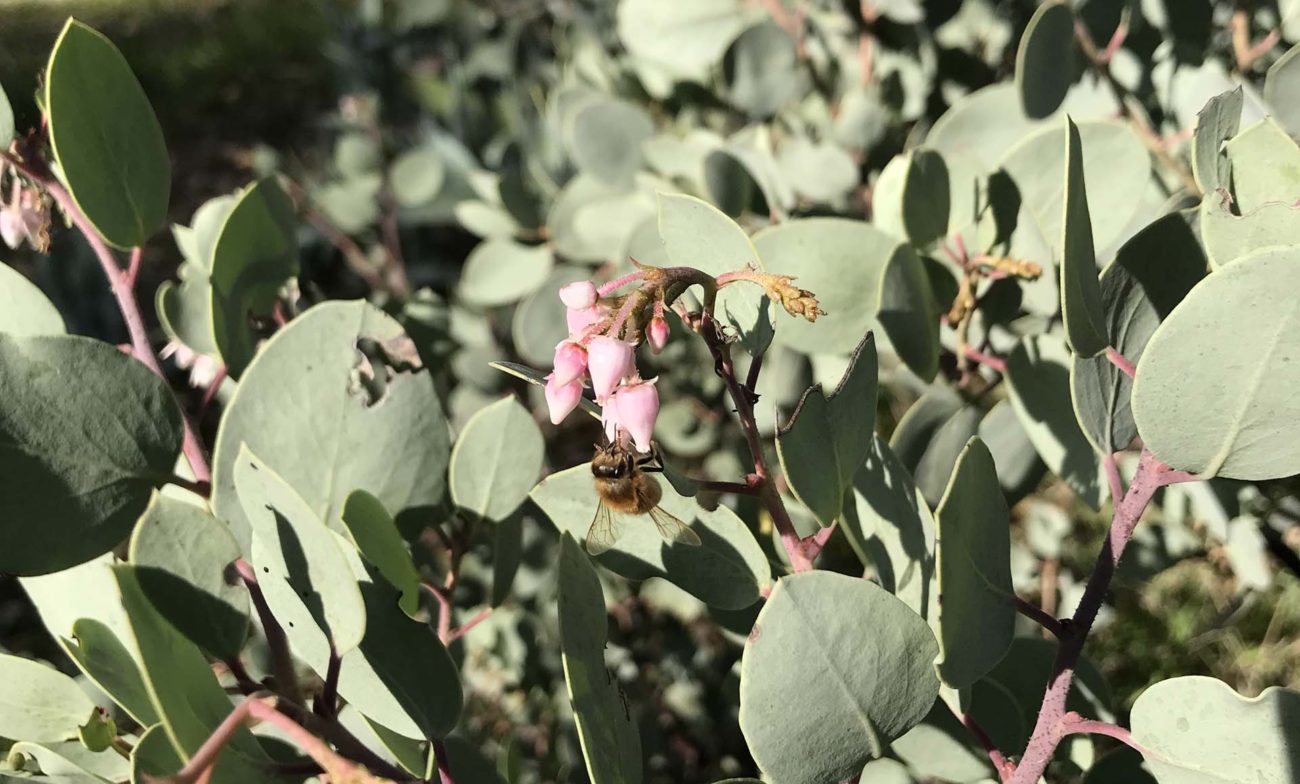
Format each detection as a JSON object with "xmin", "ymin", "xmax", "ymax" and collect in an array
[{"xmin": 5, "ymin": 0, "xmax": 1300, "ymax": 782}]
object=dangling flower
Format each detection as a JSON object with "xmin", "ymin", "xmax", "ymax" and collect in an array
[
  {"xmin": 552, "ymin": 340, "xmax": 588, "ymax": 386},
  {"xmin": 161, "ymin": 341, "xmax": 222, "ymax": 389},
  {"xmin": 610, "ymin": 377, "xmax": 659, "ymax": 453},
  {"xmin": 559, "ymin": 280, "xmax": 599, "ymax": 310},
  {"xmin": 601, "ymin": 398, "xmax": 622, "ymax": 445},
  {"xmin": 647, "ymin": 314, "xmax": 669, "ymax": 354},
  {"xmin": 587, "ymin": 335, "xmax": 634, "ymax": 402},
  {"xmin": 544, "ymin": 372, "xmax": 584, "ymax": 425},
  {"xmin": 0, "ymin": 207, "xmax": 25, "ymax": 249}
]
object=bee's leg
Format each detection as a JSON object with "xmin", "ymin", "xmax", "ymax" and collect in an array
[{"xmin": 637, "ymin": 443, "xmax": 666, "ymax": 474}]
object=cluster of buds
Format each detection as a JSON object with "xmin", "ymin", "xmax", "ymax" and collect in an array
[
  {"xmin": 545, "ymin": 279, "xmax": 665, "ymax": 453},
  {"xmin": 542, "ymin": 262, "xmax": 824, "ymax": 455},
  {"xmin": 0, "ymin": 174, "xmax": 50, "ymax": 253}
]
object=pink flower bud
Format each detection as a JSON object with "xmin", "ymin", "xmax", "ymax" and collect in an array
[
  {"xmin": 611, "ymin": 377, "xmax": 659, "ymax": 453},
  {"xmin": 587, "ymin": 335, "xmax": 635, "ymax": 402},
  {"xmin": 559, "ymin": 280, "xmax": 599, "ymax": 310},
  {"xmin": 552, "ymin": 340, "xmax": 588, "ymax": 386},
  {"xmin": 566, "ymin": 303, "xmax": 609, "ymax": 336},
  {"xmin": 544, "ymin": 373, "xmax": 584, "ymax": 425},
  {"xmin": 647, "ymin": 315, "xmax": 670, "ymax": 353}
]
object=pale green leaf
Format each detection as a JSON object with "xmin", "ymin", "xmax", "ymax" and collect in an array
[
  {"xmin": 1191, "ymin": 88, "xmax": 1242, "ymax": 195},
  {"xmin": 450, "ymin": 396, "xmax": 544, "ymax": 521},
  {"xmin": 1060, "ymin": 116, "xmax": 1108, "ymax": 358},
  {"xmin": 617, "ymin": 0, "xmax": 763, "ymax": 77},
  {"xmin": 727, "ymin": 21, "xmax": 806, "ymax": 118},
  {"xmin": 1266, "ymin": 44, "xmax": 1300, "ymax": 137},
  {"xmin": 390, "ymin": 147, "xmax": 445, "ymax": 207},
  {"xmin": 212, "ymin": 300, "xmax": 450, "ymax": 554},
  {"xmin": 0, "ymin": 262, "xmax": 65, "ymax": 336},
  {"xmin": 568, "ymin": 99, "xmax": 654, "ymax": 190},
  {"xmin": 1131, "ymin": 676, "xmax": 1300, "ymax": 783},
  {"xmin": 739, "ymin": 572, "xmax": 939, "ymax": 784},
  {"xmin": 0, "ymin": 655, "xmax": 94, "ymax": 743},
  {"xmin": 1133, "ymin": 246, "xmax": 1300, "ymax": 479},
  {"xmin": 130, "ymin": 724, "xmax": 182, "ymax": 782},
  {"xmin": 558, "ymin": 534, "xmax": 643, "ymax": 784},
  {"xmin": 458, "ymin": 239, "xmax": 554, "ymax": 307},
  {"xmin": 1016, "ymin": 2, "xmax": 1075, "ymax": 119},
  {"xmin": 341, "ymin": 490, "xmax": 421, "ymax": 616}
]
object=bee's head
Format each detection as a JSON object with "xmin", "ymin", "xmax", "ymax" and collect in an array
[{"xmin": 591, "ymin": 443, "xmax": 632, "ymax": 479}]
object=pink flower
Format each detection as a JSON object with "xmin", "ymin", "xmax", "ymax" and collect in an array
[
  {"xmin": 544, "ymin": 373, "xmax": 584, "ymax": 424},
  {"xmin": 552, "ymin": 340, "xmax": 588, "ymax": 386},
  {"xmin": 601, "ymin": 399, "xmax": 622, "ymax": 444},
  {"xmin": 0, "ymin": 208, "xmax": 25, "ymax": 250},
  {"xmin": 559, "ymin": 280, "xmax": 599, "ymax": 310},
  {"xmin": 647, "ymin": 315, "xmax": 669, "ymax": 354},
  {"xmin": 587, "ymin": 335, "xmax": 635, "ymax": 401},
  {"xmin": 611, "ymin": 377, "xmax": 659, "ymax": 453},
  {"xmin": 566, "ymin": 303, "xmax": 609, "ymax": 336}
]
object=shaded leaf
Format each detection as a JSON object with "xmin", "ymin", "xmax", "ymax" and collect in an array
[
  {"xmin": 739, "ymin": 572, "xmax": 939, "ymax": 784},
  {"xmin": 44, "ymin": 19, "xmax": 169, "ymax": 248},
  {"xmin": 209, "ymin": 178, "xmax": 299, "ymax": 377},
  {"xmin": 902, "ymin": 149, "xmax": 951, "ymax": 247},
  {"xmin": 1016, "ymin": 2, "xmax": 1076, "ymax": 119},
  {"xmin": 0, "ymin": 335, "xmax": 181, "ymax": 575},
  {"xmin": 342, "ymin": 490, "xmax": 421, "ymax": 616},
  {"xmin": 568, "ymin": 99, "xmax": 653, "ymax": 190},
  {"xmin": 727, "ymin": 21, "xmax": 806, "ymax": 118},
  {"xmin": 1192, "ymin": 88, "xmax": 1243, "ymax": 195},
  {"xmin": 1060, "ymin": 116, "xmax": 1108, "ymax": 358},
  {"xmin": 130, "ymin": 724, "xmax": 182, "ymax": 783},
  {"xmin": 776, "ymin": 333, "xmax": 878, "ymax": 527},
  {"xmin": 913, "ymin": 406, "xmax": 984, "ymax": 511},
  {"xmin": 558, "ymin": 534, "xmax": 643, "ymax": 784},
  {"xmin": 66, "ymin": 619, "xmax": 157, "ymax": 727},
  {"xmin": 934, "ymin": 438, "xmax": 1015, "ymax": 689}
]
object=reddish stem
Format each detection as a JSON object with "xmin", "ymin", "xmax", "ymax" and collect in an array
[
  {"xmin": 1009, "ymin": 451, "xmax": 1168, "ymax": 783},
  {"xmin": 963, "ymin": 347, "xmax": 1007, "ymax": 374},
  {"xmin": 125, "ymin": 246, "xmax": 142, "ymax": 290},
  {"xmin": 1059, "ymin": 712, "xmax": 1148, "ymax": 753},
  {"xmin": 1105, "ymin": 346, "xmax": 1136, "ymax": 379},
  {"xmin": 233, "ymin": 560, "xmax": 301, "ymax": 707},
  {"xmin": 449, "ymin": 607, "xmax": 493, "ymax": 642},
  {"xmin": 2, "ymin": 150, "xmax": 211, "ymax": 483},
  {"xmin": 597, "ymin": 270, "xmax": 647, "ymax": 297},
  {"xmin": 168, "ymin": 475, "xmax": 212, "ymax": 498},
  {"xmin": 434, "ymin": 739, "xmax": 457, "ymax": 784},
  {"xmin": 1014, "ymin": 595, "xmax": 1065, "ymax": 639},
  {"xmin": 959, "ymin": 709, "xmax": 1015, "ymax": 782}
]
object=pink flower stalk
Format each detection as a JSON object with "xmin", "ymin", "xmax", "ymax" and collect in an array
[
  {"xmin": 610, "ymin": 377, "xmax": 659, "ymax": 453},
  {"xmin": 559, "ymin": 280, "xmax": 599, "ymax": 310},
  {"xmin": 544, "ymin": 372, "xmax": 584, "ymax": 425},
  {"xmin": 566, "ymin": 303, "xmax": 609, "ymax": 336},
  {"xmin": 647, "ymin": 315, "xmax": 669, "ymax": 353},
  {"xmin": 587, "ymin": 335, "xmax": 635, "ymax": 402},
  {"xmin": 552, "ymin": 340, "xmax": 588, "ymax": 386}
]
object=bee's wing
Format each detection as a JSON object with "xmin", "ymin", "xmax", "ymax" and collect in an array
[
  {"xmin": 648, "ymin": 505, "xmax": 702, "ymax": 548},
  {"xmin": 585, "ymin": 502, "xmax": 626, "ymax": 555}
]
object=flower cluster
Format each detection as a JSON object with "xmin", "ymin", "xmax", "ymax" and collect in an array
[{"xmin": 545, "ymin": 280, "xmax": 664, "ymax": 453}]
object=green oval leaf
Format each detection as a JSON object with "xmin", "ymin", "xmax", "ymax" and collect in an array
[
  {"xmin": 0, "ymin": 654, "xmax": 95, "ymax": 743},
  {"xmin": 212, "ymin": 300, "xmax": 450, "ymax": 554},
  {"xmin": 913, "ymin": 406, "xmax": 984, "ymax": 510},
  {"xmin": 558, "ymin": 534, "xmax": 643, "ymax": 784},
  {"xmin": 342, "ymin": 490, "xmax": 421, "ymax": 616},
  {"xmin": 879, "ymin": 241, "xmax": 941, "ymax": 382},
  {"xmin": 390, "ymin": 147, "xmax": 446, "ymax": 207},
  {"xmin": 657, "ymin": 192, "xmax": 772, "ymax": 354},
  {"xmin": 934, "ymin": 438, "xmax": 1015, "ymax": 689},
  {"xmin": 617, "ymin": 0, "xmax": 763, "ymax": 77},
  {"xmin": 130, "ymin": 724, "xmax": 183, "ymax": 783},
  {"xmin": 753, "ymin": 218, "xmax": 895, "ymax": 355},
  {"xmin": 1221, "ymin": 118, "xmax": 1300, "ymax": 212},
  {"xmin": 458, "ymin": 239, "xmax": 554, "ymax": 307},
  {"xmin": 127, "ymin": 493, "xmax": 249, "ymax": 660},
  {"xmin": 113, "ymin": 565, "xmax": 276, "ymax": 783},
  {"xmin": 1016, "ymin": 2, "xmax": 1075, "ymax": 120},
  {"xmin": 739, "ymin": 572, "xmax": 939, "ymax": 784},
  {"xmin": 209, "ymin": 178, "xmax": 299, "ymax": 377},
  {"xmin": 568, "ymin": 99, "xmax": 654, "ymax": 190},
  {"xmin": 0, "ymin": 262, "xmax": 64, "ymax": 336},
  {"xmin": 726, "ymin": 21, "xmax": 806, "ymax": 118},
  {"xmin": 901, "ymin": 149, "xmax": 951, "ymax": 247},
  {"xmin": 44, "ymin": 19, "xmax": 170, "ymax": 249},
  {"xmin": 1132, "ymin": 676, "xmax": 1300, "ymax": 783},
  {"xmin": 8, "ymin": 740, "xmax": 130, "ymax": 782},
  {"xmin": 450, "ymin": 396, "xmax": 544, "ymax": 521},
  {"xmin": 1060, "ymin": 116, "xmax": 1108, "ymax": 358},
  {"xmin": 1133, "ymin": 246, "xmax": 1300, "ymax": 479},
  {"xmin": 776, "ymin": 333, "xmax": 878, "ymax": 527},
  {"xmin": 66, "ymin": 618, "xmax": 158, "ymax": 727},
  {"xmin": 1191, "ymin": 88, "xmax": 1243, "ymax": 196},
  {"xmin": 234, "ymin": 445, "xmax": 367, "ymax": 655},
  {"xmin": 0, "ymin": 335, "xmax": 182, "ymax": 575},
  {"xmin": 530, "ymin": 464, "xmax": 771, "ymax": 610},
  {"xmin": 1266, "ymin": 43, "xmax": 1300, "ymax": 137}
]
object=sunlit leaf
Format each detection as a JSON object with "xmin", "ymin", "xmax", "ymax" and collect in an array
[
  {"xmin": 449, "ymin": 396, "xmax": 544, "ymax": 521},
  {"xmin": 0, "ymin": 654, "xmax": 95, "ymax": 743},
  {"xmin": 0, "ymin": 262, "xmax": 65, "ymax": 336},
  {"xmin": 342, "ymin": 490, "xmax": 421, "ymax": 616}
]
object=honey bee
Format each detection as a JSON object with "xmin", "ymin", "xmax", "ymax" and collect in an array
[{"xmin": 587, "ymin": 442, "xmax": 702, "ymax": 555}]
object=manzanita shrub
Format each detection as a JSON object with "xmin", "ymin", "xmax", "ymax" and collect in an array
[{"xmin": 4, "ymin": 1, "xmax": 1300, "ymax": 783}]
